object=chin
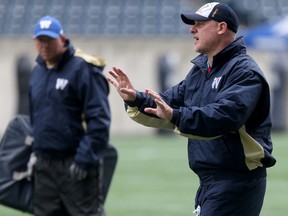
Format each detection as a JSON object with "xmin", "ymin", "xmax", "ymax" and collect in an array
[
  {"xmin": 193, "ymin": 47, "xmax": 201, "ymax": 53},
  {"xmin": 40, "ymin": 54, "xmax": 49, "ymax": 60}
]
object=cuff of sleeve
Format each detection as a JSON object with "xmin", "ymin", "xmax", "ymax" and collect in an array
[
  {"xmin": 124, "ymin": 91, "xmax": 144, "ymax": 107},
  {"xmin": 171, "ymin": 109, "xmax": 179, "ymax": 125}
]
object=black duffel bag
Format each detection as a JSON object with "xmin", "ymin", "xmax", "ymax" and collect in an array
[
  {"xmin": 0, "ymin": 114, "xmax": 34, "ymax": 213},
  {"xmin": 0, "ymin": 115, "xmax": 118, "ymax": 215}
]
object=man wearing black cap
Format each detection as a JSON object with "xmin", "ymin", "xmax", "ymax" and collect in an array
[
  {"xmin": 30, "ymin": 16, "xmax": 110, "ymax": 216},
  {"xmin": 107, "ymin": 2, "xmax": 276, "ymax": 216}
]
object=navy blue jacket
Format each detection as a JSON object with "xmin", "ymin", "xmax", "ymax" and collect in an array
[
  {"xmin": 126, "ymin": 37, "xmax": 276, "ymax": 180},
  {"xmin": 29, "ymin": 40, "xmax": 110, "ymax": 168}
]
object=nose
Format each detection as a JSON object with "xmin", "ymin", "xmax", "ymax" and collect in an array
[{"xmin": 190, "ymin": 25, "xmax": 196, "ymax": 34}]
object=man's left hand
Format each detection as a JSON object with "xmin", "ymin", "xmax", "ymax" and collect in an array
[
  {"xmin": 144, "ymin": 89, "xmax": 173, "ymax": 121},
  {"xmin": 69, "ymin": 162, "xmax": 87, "ymax": 181}
]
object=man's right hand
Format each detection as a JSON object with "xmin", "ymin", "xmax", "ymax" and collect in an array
[{"xmin": 106, "ymin": 67, "xmax": 137, "ymax": 101}]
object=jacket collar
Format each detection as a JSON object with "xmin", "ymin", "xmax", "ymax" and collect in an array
[
  {"xmin": 192, "ymin": 36, "xmax": 246, "ymax": 73},
  {"xmin": 36, "ymin": 39, "xmax": 75, "ymax": 70}
]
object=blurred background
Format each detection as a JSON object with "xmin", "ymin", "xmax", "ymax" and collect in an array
[
  {"xmin": 0, "ymin": 1, "xmax": 288, "ymax": 216},
  {"xmin": 0, "ymin": 0, "xmax": 288, "ymax": 135}
]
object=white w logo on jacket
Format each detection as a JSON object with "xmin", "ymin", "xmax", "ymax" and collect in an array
[
  {"xmin": 212, "ymin": 77, "xmax": 222, "ymax": 89},
  {"xmin": 55, "ymin": 78, "xmax": 68, "ymax": 90}
]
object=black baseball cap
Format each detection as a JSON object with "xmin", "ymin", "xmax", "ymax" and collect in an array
[{"xmin": 181, "ymin": 2, "xmax": 239, "ymax": 33}]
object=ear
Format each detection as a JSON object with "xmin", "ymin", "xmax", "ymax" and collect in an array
[{"xmin": 218, "ymin": 22, "xmax": 228, "ymax": 34}]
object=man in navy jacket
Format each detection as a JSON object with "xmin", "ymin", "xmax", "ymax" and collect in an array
[
  {"xmin": 30, "ymin": 16, "xmax": 110, "ymax": 216},
  {"xmin": 107, "ymin": 2, "xmax": 276, "ymax": 216}
]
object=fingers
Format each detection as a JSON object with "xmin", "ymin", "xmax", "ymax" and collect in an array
[
  {"xmin": 109, "ymin": 67, "xmax": 129, "ymax": 81},
  {"xmin": 107, "ymin": 67, "xmax": 130, "ymax": 86},
  {"xmin": 106, "ymin": 67, "xmax": 123, "ymax": 87},
  {"xmin": 154, "ymin": 98, "xmax": 165, "ymax": 109},
  {"xmin": 144, "ymin": 89, "xmax": 163, "ymax": 115},
  {"xmin": 108, "ymin": 67, "xmax": 120, "ymax": 79},
  {"xmin": 69, "ymin": 163, "xmax": 87, "ymax": 181},
  {"xmin": 145, "ymin": 89, "xmax": 162, "ymax": 101},
  {"xmin": 144, "ymin": 89, "xmax": 173, "ymax": 120},
  {"xmin": 144, "ymin": 89, "xmax": 164, "ymax": 108},
  {"xmin": 143, "ymin": 99, "xmax": 164, "ymax": 117},
  {"xmin": 106, "ymin": 76, "xmax": 117, "ymax": 87},
  {"xmin": 144, "ymin": 107, "xmax": 155, "ymax": 114}
]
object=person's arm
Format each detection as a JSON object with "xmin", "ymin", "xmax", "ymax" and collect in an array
[
  {"xmin": 74, "ymin": 62, "xmax": 111, "ymax": 171},
  {"xmin": 107, "ymin": 67, "xmax": 176, "ymax": 129},
  {"xmin": 114, "ymin": 68, "xmax": 264, "ymax": 140}
]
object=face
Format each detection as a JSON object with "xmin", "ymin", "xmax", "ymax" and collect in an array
[
  {"xmin": 34, "ymin": 35, "xmax": 66, "ymax": 64},
  {"xmin": 189, "ymin": 20, "xmax": 222, "ymax": 55}
]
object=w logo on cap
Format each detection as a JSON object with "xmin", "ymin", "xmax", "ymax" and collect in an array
[
  {"xmin": 33, "ymin": 16, "xmax": 63, "ymax": 39},
  {"xmin": 39, "ymin": 20, "xmax": 52, "ymax": 29}
]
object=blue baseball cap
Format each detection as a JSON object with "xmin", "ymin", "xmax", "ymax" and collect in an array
[{"xmin": 33, "ymin": 16, "xmax": 64, "ymax": 39}]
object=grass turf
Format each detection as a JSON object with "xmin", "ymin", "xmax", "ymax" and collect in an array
[{"xmin": 0, "ymin": 131, "xmax": 287, "ymax": 215}]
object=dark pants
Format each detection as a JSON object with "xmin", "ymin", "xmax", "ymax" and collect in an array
[
  {"xmin": 195, "ymin": 177, "xmax": 266, "ymax": 216},
  {"xmin": 33, "ymin": 157, "xmax": 104, "ymax": 216}
]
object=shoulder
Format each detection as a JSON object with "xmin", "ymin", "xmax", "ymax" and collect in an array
[
  {"xmin": 233, "ymin": 54, "xmax": 265, "ymax": 78},
  {"xmin": 73, "ymin": 49, "xmax": 105, "ymax": 68}
]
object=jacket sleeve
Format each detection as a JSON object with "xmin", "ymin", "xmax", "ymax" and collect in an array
[
  {"xmin": 125, "ymin": 91, "xmax": 175, "ymax": 129},
  {"xmin": 74, "ymin": 54, "xmax": 110, "ymax": 168},
  {"xmin": 126, "ymin": 70, "xmax": 265, "ymax": 140},
  {"xmin": 170, "ymin": 70, "xmax": 264, "ymax": 138}
]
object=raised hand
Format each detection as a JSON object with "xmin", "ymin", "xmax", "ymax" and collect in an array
[
  {"xmin": 107, "ymin": 67, "xmax": 137, "ymax": 102},
  {"xmin": 144, "ymin": 89, "xmax": 173, "ymax": 121}
]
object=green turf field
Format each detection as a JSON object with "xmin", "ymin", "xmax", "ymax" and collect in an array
[{"xmin": 1, "ymin": 131, "xmax": 287, "ymax": 216}]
